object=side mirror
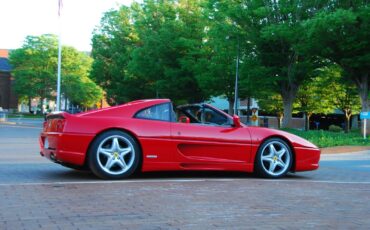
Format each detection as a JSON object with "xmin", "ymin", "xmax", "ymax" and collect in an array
[
  {"xmin": 232, "ymin": 115, "xmax": 242, "ymax": 128},
  {"xmin": 179, "ymin": 116, "xmax": 190, "ymax": 124}
]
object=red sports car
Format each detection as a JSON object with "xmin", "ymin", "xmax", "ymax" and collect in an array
[{"xmin": 39, "ymin": 99, "xmax": 320, "ymax": 179}]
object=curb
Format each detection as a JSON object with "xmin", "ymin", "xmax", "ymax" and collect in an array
[{"xmin": 0, "ymin": 121, "xmax": 16, "ymax": 125}]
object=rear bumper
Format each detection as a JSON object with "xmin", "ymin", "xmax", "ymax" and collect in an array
[
  {"xmin": 39, "ymin": 132, "xmax": 94, "ymax": 166},
  {"xmin": 294, "ymin": 147, "xmax": 321, "ymax": 171}
]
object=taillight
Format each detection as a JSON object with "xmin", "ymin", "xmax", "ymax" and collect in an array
[
  {"xmin": 43, "ymin": 121, "xmax": 47, "ymax": 131},
  {"xmin": 56, "ymin": 119, "xmax": 65, "ymax": 132},
  {"xmin": 45, "ymin": 113, "xmax": 67, "ymax": 132}
]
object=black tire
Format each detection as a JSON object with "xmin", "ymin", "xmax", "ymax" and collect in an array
[
  {"xmin": 88, "ymin": 130, "xmax": 141, "ymax": 179},
  {"xmin": 255, "ymin": 138, "xmax": 293, "ymax": 179}
]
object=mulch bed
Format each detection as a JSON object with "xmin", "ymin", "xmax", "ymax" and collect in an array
[{"xmin": 321, "ymin": 146, "xmax": 370, "ymax": 154}]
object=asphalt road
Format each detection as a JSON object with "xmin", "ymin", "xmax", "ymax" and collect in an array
[{"xmin": 1, "ymin": 123, "xmax": 370, "ymax": 229}]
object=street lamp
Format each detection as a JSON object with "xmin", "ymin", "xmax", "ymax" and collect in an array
[{"xmin": 227, "ymin": 35, "xmax": 240, "ymax": 115}]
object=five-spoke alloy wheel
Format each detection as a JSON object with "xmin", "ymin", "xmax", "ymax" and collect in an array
[
  {"xmin": 255, "ymin": 138, "xmax": 292, "ymax": 178},
  {"xmin": 88, "ymin": 130, "xmax": 141, "ymax": 179}
]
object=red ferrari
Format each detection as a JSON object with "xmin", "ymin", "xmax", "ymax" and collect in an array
[{"xmin": 39, "ymin": 99, "xmax": 320, "ymax": 179}]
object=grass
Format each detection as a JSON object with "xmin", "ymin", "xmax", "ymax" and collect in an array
[
  {"xmin": 283, "ymin": 129, "xmax": 370, "ymax": 148},
  {"xmin": 6, "ymin": 113, "xmax": 44, "ymax": 119}
]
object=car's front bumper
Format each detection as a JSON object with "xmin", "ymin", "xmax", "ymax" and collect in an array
[{"xmin": 294, "ymin": 147, "xmax": 321, "ymax": 171}]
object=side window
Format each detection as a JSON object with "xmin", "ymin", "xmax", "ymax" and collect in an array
[
  {"xmin": 176, "ymin": 105, "xmax": 230, "ymax": 125},
  {"xmin": 203, "ymin": 107, "xmax": 228, "ymax": 125},
  {"xmin": 185, "ymin": 105, "xmax": 202, "ymax": 122},
  {"xmin": 135, "ymin": 103, "xmax": 170, "ymax": 121}
]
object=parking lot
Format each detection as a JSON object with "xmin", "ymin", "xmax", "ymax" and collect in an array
[{"xmin": 1, "ymin": 122, "xmax": 370, "ymax": 229}]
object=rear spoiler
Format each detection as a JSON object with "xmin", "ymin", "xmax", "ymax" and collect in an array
[{"xmin": 45, "ymin": 111, "xmax": 72, "ymax": 121}]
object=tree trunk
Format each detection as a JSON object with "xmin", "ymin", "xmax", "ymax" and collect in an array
[
  {"xmin": 345, "ymin": 116, "xmax": 351, "ymax": 133},
  {"xmin": 246, "ymin": 97, "xmax": 251, "ymax": 124},
  {"xmin": 304, "ymin": 112, "xmax": 312, "ymax": 131},
  {"xmin": 281, "ymin": 82, "xmax": 298, "ymax": 128},
  {"xmin": 354, "ymin": 73, "xmax": 369, "ymax": 135},
  {"xmin": 343, "ymin": 109, "xmax": 352, "ymax": 133},
  {"xmin": 41, "ymin": 98, "xmax": 45, "ymax": 114},
  {"xmin": 228, "ymin": 98, "xmax": 235, "ymax": 116},
  {"xmin": 277, "ymin": 112, "xmax": 283, "ymax": 129},
  {"xmin": 356, "ymin": 73, "xmax": 369, "ymax": 112},
  {"xmin": 28, "ymin": 97, "xmax": 32, "ymax": 113},
  {"xmin": 64, "ymin": 96, "xmax": 68, "ymax": 111}
]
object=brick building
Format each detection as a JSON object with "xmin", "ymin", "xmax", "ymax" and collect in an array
[{"xmin": 0, "ymin": 49, "xmax": 17, "ymax": 110}]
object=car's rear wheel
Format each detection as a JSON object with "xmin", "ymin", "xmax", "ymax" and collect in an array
[
  {"xmin": 255, "ymin": 138, "xmax": 292, "ymax": 178},
  {"xmin": 88, "ymin": 130, "xmax": 141, "ymax": 179}
]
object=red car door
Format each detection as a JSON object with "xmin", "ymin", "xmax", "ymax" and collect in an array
[{"xmin": 171, "ymin": 105, "xmax": 252, "ymax": 168}]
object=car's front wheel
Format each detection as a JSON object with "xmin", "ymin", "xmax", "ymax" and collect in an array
[
  {"xmin": 88, "ymin": 130, "xmax": 141, "ymax": 179},
  {"xmin": 255, "ymin": 138, "xmax": 293, "ymax": 178}
]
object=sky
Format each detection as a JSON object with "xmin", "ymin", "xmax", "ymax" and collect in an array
[{"xmin": 0, "ymin": 0, "xmax": 133, "ymax": 51}]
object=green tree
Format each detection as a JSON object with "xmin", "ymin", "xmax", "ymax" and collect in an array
[
  {"xmin": 295, "ymin": 73, "xmax": 335, "ymax": 131},
  {"xmin": 197, "ymin": 0, "xmax": 269, "ymax": 115},
  {"xmin": 91, "ymin": 6, "xmax": 140, "ymax": 104},
  {"xmin": 61, "ymin": 46, "xmax": 103, "ymax": 109},
  {"xmin": 129, "ymin": 0, "xmax": 204, "ymax": 104},
  {"xmin": 195, "ymin": 0, "xmax": 240, "ymax": 114},
  {"xmin": 305, "ymin": 3, "xmax": 370, "ymax": 131},
  {"xmin": 320, "ymin": 66, "xmax": 361, "ymax": 133},
  {"xmin": 91, "ymin": 6, "xmax": 138, "ymax": 104},
  {"xmin": 91, "ymin": 1, "xmax": 204, "ymax": 104},
  {"xmin": 244, "ymin": 0, "xmax": 325, "ymax": 128},
  {"xmin": 63, "ymin": 74, "xmax": 104, "ymax": 108},
  {"xmin": 10, "ymin": 34, "xmax": 58, "ymax": 112},
  {"xmin": 10, "ymin": 34, "xmax": 103, "ymax": 111},
  {"xmin": 257, "ymin": 93, "xmax": 284, "ymax": 129}
]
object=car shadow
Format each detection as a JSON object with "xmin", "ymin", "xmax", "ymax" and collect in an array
[
  {"xmin": 134, "ymin": 171, "xmax": 254, "ymax": 179},
  {"xmin": 63, "ymin": 170, "xmax": 310, "ymax": 181},
  {"xmin": 48, "ymin": 169, "xmax": 255, "ymax": 181},
  {"xmin": 135, "ymin": 171, "xmax": 313, "ymax": 180},
  {"xmin": 47, "ymin": 164, "xmax": 313, "ymax": 181}
]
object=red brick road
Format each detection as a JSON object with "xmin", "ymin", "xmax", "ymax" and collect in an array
[
  {"xmin": 1, "ymin": 124, "xmax": 370, "ymax": 229},
  {"xmin": 1, "ymin": 178, "xmax": 370, "ymax": 229}
]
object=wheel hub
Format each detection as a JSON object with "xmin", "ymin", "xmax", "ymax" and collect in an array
[
  {"xmin": 96, "ymin": 135, "xmax": 135, "ymax": 175},
  {"xmin": 260, "ymin": 141, "xmax": 291, "ymax": 177}
]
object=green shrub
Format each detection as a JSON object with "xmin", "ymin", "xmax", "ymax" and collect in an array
[
  {"xmin": 282, "ymin": 128, "xmax": 370, "ymax": 148},
  {"xmin": 328, "ymin": 125, "xmax": 343, "ymax": 132}
]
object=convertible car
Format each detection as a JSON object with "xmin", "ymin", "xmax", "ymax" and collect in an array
[{"xmin": 39, "ymin": 99, "xmax": 320, "ymax": 179}]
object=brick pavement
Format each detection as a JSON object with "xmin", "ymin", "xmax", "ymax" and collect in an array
[
  {"xmin": 1, "ymin": 123, "xmax": 370, "ymax": 229},
  {"xmin": 0, "ymin": 179, "xmax": 370, "ymax": 229}
]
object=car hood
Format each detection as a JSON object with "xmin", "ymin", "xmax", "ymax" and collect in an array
[{"xmin": 248, "ymin": 127, "xmax": 318, "ymax": 149}]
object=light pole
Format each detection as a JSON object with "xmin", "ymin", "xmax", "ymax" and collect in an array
[
  {"xmin": 56, "ymin": 0, "xmax": 63, "ymax": 111},
  {"xmin": 56, "ymin": 33, "xmax": 62, "ymax": 111},
  {"xmin": 234, "ymin": 36, "xmax": 240, "ymax": 116}
]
